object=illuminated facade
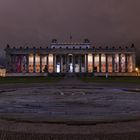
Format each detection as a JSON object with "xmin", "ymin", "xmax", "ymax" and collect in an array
[{"xmin": 5, "ymin": 40, "xmax": 136, "ymax": 75}]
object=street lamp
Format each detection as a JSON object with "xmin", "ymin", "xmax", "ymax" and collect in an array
[{"xmin": 135, "ymin": 67, "xmax": 139, "ymax": 77}]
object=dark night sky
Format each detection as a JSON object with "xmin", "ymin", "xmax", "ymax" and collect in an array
[{"xmin": 0, "ymin": 0, "xmax": 140, "ymax": 64}]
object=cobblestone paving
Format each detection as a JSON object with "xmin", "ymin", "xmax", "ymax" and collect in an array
[
  {"xmin": 0, "ymin": 85, "xmax": 140, "ymax": 121},
  {"xmin": 0, "ymin": 78, "xmax": 140, "ymax": 139},
  {"xmin": 1, "ymin": 131, "xmax": 140, "ymax": 140}
]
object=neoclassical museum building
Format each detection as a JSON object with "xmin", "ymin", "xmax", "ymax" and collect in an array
[{"xmin": 5, "ymin": 39, "xmax": 136, "ymax": 76}]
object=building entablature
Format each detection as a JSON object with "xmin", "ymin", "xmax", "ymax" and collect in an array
[
  {"xmin": 5, "ymin": 45, "xmax": 136, "ymax": 55},
  {"xmin": 6, "ymin": 49, "xmax": 136, "ymax": 55}
]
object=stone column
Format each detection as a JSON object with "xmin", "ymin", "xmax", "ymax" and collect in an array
[
  {"xmin": 9, "ymin": 54, "xmax": 11, "ymax": 65},
  {"xmin": 106, "ymin": 54, "xmax": 108, "ymax": 73},
  {"xmin": 12, "ymin": 55, "xmax": 16, "ymax": 72},
  {"xmin": 20, "ymin": 55, "xmax": 22, "ymax": 73},
  {"xmin": 13, "ymin": 55, "xmax": 16, "ymax": 72},
  {"xmin": 62, "ymin": 55, "xmax": 64, "ymax": 73},
  {"xmin": 119, "ymin": 54, "xmax": 121, "ymax": 72},
  {"xmin": 15, "ymin": 55, "xmax": 17, "ymax": 72},
  {"xmin": 62, "ymin": 55, "xmax": 63, "ymax": 73},
  {"xmin": 73, "ymin": 54, "xmax": 75, "ymax": 73},
  {"xmin": 125, "ymin": 54, "xmax": 128, "ymax": 73},
  {"xmin": 40, "ymin": 54, "xmax": 42, "ymax": 73},
  {"xmin": 65, "ymin": 54, "xmax": 67, "ymax": 73},
  {"xmin": 46, "ymin": 54, "xmax": 49, "ymax": 73},
  {"xmin": 60, "ymin": 55, "xmax": 62, "ymax": 73},
  {"xmin": 26, "ymin": 54, "xmax": 29, "ymax": 73},
  {"xmin": 7, "ymin": 54, "xmax": 10, "ymax": 69},
  {"xmin": 132, "ymin": 53, "xmax": 136, "ymax": 72},
  {"xmin": 86, "ymin": 54, "xmax": 88, "ymax": 73},
  {"xmin": 78, "ymin": 55, "xmax": 80, "ymax": 73},
  {"xmin": 10, "ymin": 54, "xmax": 15, "ymax": 72},
  {"xmin": 67, "ymin": 54, "xmax": 69, "ymax": 73},
  {"xmin": 53, "ymin": 54, "xmax": 55, "ymax": 73},
  {"xmin": 12, "ymin": 55, "xmax": 14, "ymax": 72},
  {"xmin": 92, "ymin": 54, "xmax": 94, "ymax": 73},
  {"xmin": 55, "ymin": 54, "xmax": 57, "ymax": 73},
  {"xmin": 79, "ymin": 55, "xmax": 82, "ymax": 73},
  {"xmin": 112, "ymin": 54, "xmax": 115, "ymax": 73},
  {"xmin": 99, "ymin": 54, "xmax": 101, "ymax": 73},
  {"xmin": 33, "ymin": 53, "xmax": 36, "ymax": 73},
  {"xmin": 10, "ymin": 55, "xmax": 13, "ymax": 72},
  {"xmin": 12, "ymin": 55, "xmax": 15, "ymax": 72},
  {"xmin": 65, "ymin": 55, "xmax": 67, "ymax": 73}
]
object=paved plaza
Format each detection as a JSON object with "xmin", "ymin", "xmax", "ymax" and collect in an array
[
  {"xmin": 0, "ymin": 82, "xmax": 140, "ymax": 122},
  {"xmin": 0, "ymin": 77, "xmax": 140, "ymax": 139}
]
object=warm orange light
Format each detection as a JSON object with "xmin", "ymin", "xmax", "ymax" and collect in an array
[
  {"xmin": 0, "ymin": 69, "xmax": 6, "ymax": 77},
  {"xmin": 135, "ymin": 67, "xmax": 139, "ymax": 72}
]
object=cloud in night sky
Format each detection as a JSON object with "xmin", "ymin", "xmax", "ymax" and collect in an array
[{"xmin": 0, "ymin": 0, "xmax": 140, "ymax": 63}]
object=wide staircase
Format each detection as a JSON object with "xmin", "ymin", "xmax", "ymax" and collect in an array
[
  {"xmin": 65, "ymin": 73, "xmax": 76, "ymax": 77},
  {"xmin": 58, "ymin": 74, "xmax": 84, "ymax": 86}
]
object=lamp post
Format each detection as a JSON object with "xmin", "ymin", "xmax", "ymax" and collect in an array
[{"xmin": 135, "ymin": 67, "xmax": 139, "ymax": 77}]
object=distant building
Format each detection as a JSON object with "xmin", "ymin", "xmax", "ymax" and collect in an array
[{"xmin": 5, "ymin": 40, "xmax": 136, "ymax": 76}]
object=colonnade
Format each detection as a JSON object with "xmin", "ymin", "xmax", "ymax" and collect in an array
[{"xmin": 9, "ymin": 53, "xmax": 135, "ymax": 73}]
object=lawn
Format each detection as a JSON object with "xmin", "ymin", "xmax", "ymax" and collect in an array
[
  {"xmin": 0, "ymin": 76, "xmax": 62, "ymax": 84},
  {"xmin": 80, "ymin": 76, "xmax": 140, "ymax": 83}
]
